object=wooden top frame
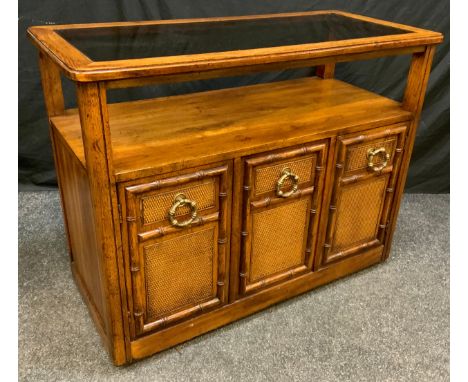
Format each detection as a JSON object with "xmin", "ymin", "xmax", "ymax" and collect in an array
[{"xmin": 28, "ymin": 10, "xmax": 442, "ymax": 82}]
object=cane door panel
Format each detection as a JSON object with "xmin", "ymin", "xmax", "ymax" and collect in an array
[
  {"xmin": 319, "ymin": 124, "xmax": 407, "ymax": 266},
  {"xmin": 122, "ymin": 164, "xmax": 231, "ymax": 337},
  {"xmin": 239, "ymin": 142, "xmax": 328, "ymax": 296}
]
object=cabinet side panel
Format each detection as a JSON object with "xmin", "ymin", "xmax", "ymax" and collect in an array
[{"xmin": 52, "ymin": 129, "xmax": 107, "ymax": 334}]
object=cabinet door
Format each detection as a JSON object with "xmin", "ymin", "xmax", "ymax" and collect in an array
[
  {"xmin": 238, "ymin": 142, "xmax": 328, "ymax": 296},
  {"xmin": 121, "ymin": 164, "xmax": 231, "ymax": 337},
  {"xmin": 318, "ymin": 124, "xmax": 407, "ymax": 267}
]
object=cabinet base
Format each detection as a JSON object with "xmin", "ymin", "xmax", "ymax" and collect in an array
[{"xmin": 129, "ymin": 245, "xmax": 383, "ymax": 363}]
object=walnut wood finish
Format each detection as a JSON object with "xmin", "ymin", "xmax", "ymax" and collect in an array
[
  {"xmin": 382, "ymin": 46, "xmax": 437, "ymax": 260},
  {"xmin": 102, "ymin": 47, "xmax": 413, "ymax": 90},
  {"xmin": 75, "ymin": 83, "xmax": 127, "ymax": 364},
  {"xmin": 237, "ymin": 143, "xmax": 327, "ymax": 296},
  {"xmin": 120, "ymin": 164, "xmax": 231, "ymax": 336},
  {"xmin": 317, "ymin": 124, "xmax": 407, "ymax": 266},
  {"xmin": 38, "ymin": 52, "xmax": 64, "ymax": 117},
  {"xmin": 316, "ymin": 63, "xmax": 335, "ymax": 79},
  {"xmin": 29, "ymin": 12, "xmax": 441, "ymax": 365},
  {"xmin": 51, "ymin": 78, "xmax": 412, "ymax": 182},
  {"xmin": 131, "ymin": 245, "xmax": 384, "ymax": 360},
  {"xmin": 27, "ymin": 11, "xmax": 442, "ymax": 82},
  {"xmin": 51, "ymin": 129, "xmax": 107, "ymax": 344}
]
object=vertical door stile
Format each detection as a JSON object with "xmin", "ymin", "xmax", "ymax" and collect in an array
[
  {"xmin": 239, "ymin": 162, "xmax": 254, "ymax": 294},
  {"xmin": 306, "ymin": 143, "xmax": 327, "ymax": 269},
  {"xmin": 126, "ymin": 193, "xmax": 145, "ymax": 335}
]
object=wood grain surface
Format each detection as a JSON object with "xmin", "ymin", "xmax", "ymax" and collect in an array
[
  {"xmin": 27, "ymin": 11, "xmax": 442, "ymax": 82},
  {"xmin": 51, "ymin": 77, "xmax": 412, "ymax": 181},
  {"xmin": 30, "ymin": 12, "xmax": 441, "ymax": 365}
]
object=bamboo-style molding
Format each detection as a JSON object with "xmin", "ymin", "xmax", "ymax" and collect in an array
[
  {"xmin": 320, "ymin": 123, "xmax": 408, "ymax": 266},
  {"xmin": 125, "ymin": 165, "xmax": 228, "ymax": 195},
  {"xmin": 216, "ymin": 165, "xmax": 231, "ymax": 305},
  {"xmin": 31, "ymin": 11, "xmax": 441, "ymax": 364},
  {"xmin": 131, "ymin": 245, "xmax": 384, "ymax": 360},
  {"xmin": 123, "ymin": 163, "xmax": 231, "ymax": 338},
  {"xmin": 338, "ymin": 124, "xmax": 407, "ymax": 147},
  {"xmin": 377, "ymin": 132, "xmax": 406, "ymax": 243},
  {"xmin": 239, "ymin": 142, "xmax": 327, "ymax": 296},
  {"xmin": 306, "ymin": 143, "xmax": 327, "ymax": 270},
  {"xmin": 137, "ymin": 212, "xmax": 220, "ymax": 242},
  {"xmin": 245, "ymin": 265, "xmax": 308, "ymax": 293},
  {"xmin": 142, "ymin": 298, "xmax": 221, "ymax": 333},
  {"xmin": 340, "ymin": 166, "xmax": 394, "ymax": 185},
  {"xmin": 325, "ymin": 239, "xmax": 381, "ymax": 263},
  {"xmin": 250, "ymin": 186, "xmax": 315, "ymax": 210}
]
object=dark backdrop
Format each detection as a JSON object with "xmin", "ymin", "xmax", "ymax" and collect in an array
[{"xmin": 18, "ymin": 0, "xmax": 449, "ymax": 192}]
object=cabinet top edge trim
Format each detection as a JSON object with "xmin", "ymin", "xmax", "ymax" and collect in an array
[{"xmin": 28, "ymin": 10, "xmax": 442, "ymax": 82}]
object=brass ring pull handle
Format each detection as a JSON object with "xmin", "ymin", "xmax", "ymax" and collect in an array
[
  {"xmin": 367, "ymin": 147, "xmax": 390, "ymax": 172},
  {"xmin": 168, "ymin": 193, "xmax": 198, "ymax": 228},
  {"xmin": 276, "ymin": 168, "xmax": 300, "ymax": 198}
]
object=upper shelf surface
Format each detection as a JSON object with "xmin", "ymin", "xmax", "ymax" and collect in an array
[
  {"xmin": 51, "ymin": 77, "xmax": 413, "ymax": 182},
  {"xmin": 28, "ymin": 11, "xmax": 442, "ymax": 82}
]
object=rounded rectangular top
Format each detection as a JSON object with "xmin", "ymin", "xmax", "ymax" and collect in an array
[{"xmin": 28, "ymin": 11, "xmax": 443, "ymax": 82}]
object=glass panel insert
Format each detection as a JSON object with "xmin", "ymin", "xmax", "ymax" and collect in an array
[{"xmin": 57, "ymin": 14, "xmax": 409, "ymax": 61}]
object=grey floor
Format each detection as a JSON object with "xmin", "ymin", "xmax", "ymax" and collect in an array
[{"xmin": 18, "ymin": 192, "xmax": 449, "ymax": 382}]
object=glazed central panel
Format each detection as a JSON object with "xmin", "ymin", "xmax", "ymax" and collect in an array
[{"xmin": 57, "ymin": 14, "xmax": 408, "ymax": 61}]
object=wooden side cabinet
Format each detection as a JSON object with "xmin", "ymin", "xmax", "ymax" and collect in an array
[{"xmin": 27, "ymin": 11, "xmax": 442, "ymax": 365}]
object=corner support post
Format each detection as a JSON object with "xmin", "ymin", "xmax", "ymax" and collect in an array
[
  {"xmin": 76, "ymin": 82, "xmax": 128, "ymax": 365},
  {"xmin": 382, "ymin": 46, "xmax": 436, "ymax": 260}
]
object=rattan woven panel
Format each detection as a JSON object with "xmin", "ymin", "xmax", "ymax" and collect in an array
[
  {"xmin": 141, "ymin": 180, "xmax": 216, "ymax": 225},
  {"xmin": 332, "ymin": 176, "xmax": 387, "ymax": 252},
  {"xmin": 143, "ymin": 226, "xmax": 217, "ymax": 321},
  {"xmin": 250, "ymin": 198, "xmax": 309, "ymax": 282},
  {"xmin": 345, "ymin": 138, "xmax": 396, "ymax": 173},
  {"xmin": 254, "ymin": 156, "xmax": 315, "ymax": 196}
]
